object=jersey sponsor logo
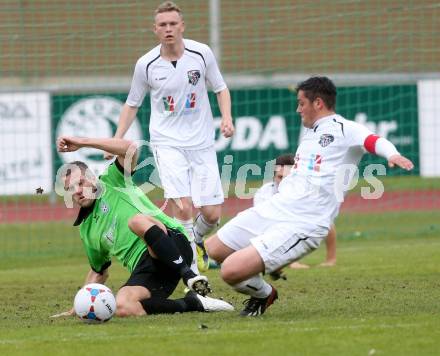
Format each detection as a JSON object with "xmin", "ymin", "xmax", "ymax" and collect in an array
[
  {"xmin": 187, "ymin": 70, "xmax": 201, "ymax": 85},
  {"xmin": 162, "ymin": 96, "xmax": 175, "ymax": 112},
  {"xmin": 307, "ymin": 154, "xmax": 322, "ymax": 172},
  {"xmin": 319, "ymin": 134, "xmax": 334, "ymax": 147},
  {"xmin": 185, "ymin": 93, "xmax": 196, "ymax": 109}
]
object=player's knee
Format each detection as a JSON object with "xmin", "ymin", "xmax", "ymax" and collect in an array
[
  {"xmin": 116, "ymin": 289, "xmax": 148, "ymax": 317},
  {"xmin": 201, "ymin": 210, "xmax": 220, "ymax": 225},
  {"xmin": 128, "ymin": 214, "xmax": 143, "ymax": 234},
  {"xmin": 128, "ymin": 214, "xmax": 154, "ymax": 236},
  {"xmin": 115, "ymin": 295, "xmax": 131, "ymax": 317},
  {"xmin": 220, "ymin": 261, "xmax": 241, "ymax": 285},
  {"xmin": 205, "ymin": 235, "xmax": 230, "ymax": 263},
  {"xmin": 115, "ymin": 303, "xmax": 131, "ymax": 317},
  {"xmin": 199, "ymin": 203, "xmax": 221, "ymax": 224},
  {"xmin": 171, "ymin": 198, "xmax": 192, "ymax": 219},
  {"xmin": 116, "ymin": 302, "xmax": 145, "ymax": 317},
  {"xmin": 205, "ymin": 236, "xmax": 220, "ymax": 261}
]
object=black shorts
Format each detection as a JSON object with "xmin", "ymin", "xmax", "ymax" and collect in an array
[{"xmin": 123, "ymin": 228, "xmax": 193, "ymax": 298}]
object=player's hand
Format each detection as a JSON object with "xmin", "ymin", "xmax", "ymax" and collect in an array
[
  {"xmin": 220, "ymin": 117, "xmax": 234, "ymax": 138},
  {"xmin": 388, "ymin": 154, "xmax": 414, "ymax": 170},
  {"xmin": 50, "ymin": 308, "xmax": 75, "ymax": 318},
  {"xmin": 103, "ymin": 152, "xmax": 114, "ymax": 160},
  {"xmin": 57, "ymin": 136, "xmax": 84, "ymax": 152}
]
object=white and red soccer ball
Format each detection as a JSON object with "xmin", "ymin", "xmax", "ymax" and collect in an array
[{"xmin": 74, "ymin": 283, "xmax": 116, "ymax": 323}]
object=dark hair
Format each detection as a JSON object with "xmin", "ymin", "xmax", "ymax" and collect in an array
[
  {"xmin": 275, "ymin": 153, "xmax": 295, "ymax": 166},
  {"xmin": 296, "ymin": 76, "xmax": 337, "ymax": 110},
  {"xmin": 65, "ymin": 161, "xmax": 89, "ymax": 176}
]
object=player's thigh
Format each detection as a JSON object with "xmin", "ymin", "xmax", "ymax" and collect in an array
[
  {"xmin": 205, "ymin": 233, "xmax": 236, "ymax": 263},
  {"xmin": 128, "ymin": 214, "xmax": 167, "ymax": 237},
  {"xmin": 216, "ymin": 208, "xmax": 275, "ymax": 251},
  {"xmin": 187, "ymin": 146, "xmax": 224, "ymax": 207},
  {"xmin": 250, "ymin": 224, "xmax": 328, "ymax": 273},
  {"xmin": 152, "ymin": 145, "xmax": 191, "ymax": 198}
]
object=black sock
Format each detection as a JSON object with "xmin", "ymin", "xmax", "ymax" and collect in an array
[
  {"xmin": 141, "ymin": 297, "xmax": 187, "ymax": 314},
  {"xmin": 143, "ymin": 226, "xmax": 196, "ymax": 284}
]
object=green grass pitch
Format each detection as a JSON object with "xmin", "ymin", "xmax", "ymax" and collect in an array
[{"xmin": 0, "ymin": 211, "xmax": 440, "ymax": 355}]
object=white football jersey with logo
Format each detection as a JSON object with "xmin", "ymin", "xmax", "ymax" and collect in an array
[
  {"xmin": 126, "ymin": 39, "xmax": 227, "ymax": 149},
  {"xmin": 253, "ymin": 182, "xmax": 277, "ymax": 206},
  {"xmin": 253, "ymin": 114, "xmax": 373, "ymax": 228}
]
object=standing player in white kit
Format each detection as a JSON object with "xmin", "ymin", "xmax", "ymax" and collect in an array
[
  {"xmin": 108, "ymin": 2, "xmax": 234, "ymax": 273},
  {"xmin": 205, "ymin": 76, "xmax": 414, "ymax": 316}
]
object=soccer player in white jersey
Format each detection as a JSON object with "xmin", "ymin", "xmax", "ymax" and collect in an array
[
  {"xmin": 254, "ymin": 154, "xmax": 337, "ymax": 270},
  {"xmin": 205, "ymin": 76, "xmax": 414, "ymax": 316},
  {"xmin": 108, "ymin": 2, "xmax": 234, "ymax": 273}
]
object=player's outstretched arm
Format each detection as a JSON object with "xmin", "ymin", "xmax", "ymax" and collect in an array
[
  {"xmin": 57, "ymin": 136, "xmax": 138, "ymax": 171},
  {"xmin": 388, "ymin": 154, "xmax": 414, "ymax": 170},
  {"xmin": 363, "ymin": 134, "xmax": 414, "ymax": 171}
]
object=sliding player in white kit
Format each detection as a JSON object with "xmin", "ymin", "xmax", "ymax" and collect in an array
[
  {"xmin": 205, "ymin": 76, "xmax": 414, "ymax": 316},
  {"xmin": 254, "ymin": 153, "xmax": 337, "ymax": 270},
  {"xmin": 108, "ymin": 2, "xmax": 234, "ymax": 273}
]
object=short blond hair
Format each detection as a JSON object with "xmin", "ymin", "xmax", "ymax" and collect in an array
[{"xmin": 155, "ymin": 1, "xmax": 183, "ymax": 19}]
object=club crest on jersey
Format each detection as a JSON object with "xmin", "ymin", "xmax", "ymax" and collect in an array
[
  {"xmin": 319, "ymin": 134, "xmax": 335, "ymax": 147},
  {"xmin": 100, "ymin": 201, "xmax": 109, "ymax": 214},
  {"xmin": 187, "ymin": 70, "xmax": 201, "ymax": 85}
]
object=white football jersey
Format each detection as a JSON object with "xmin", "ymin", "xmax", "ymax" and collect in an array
[
  {"xmin": 253, "ymin": 114, "xmax": 374, "ymax": 228},
  {"xmin": 126, "ymin": 39, "xmax": 227, "ymax": 149},
  {"xmin": 253, "ymin": 182, "xmax": 277, "ymax": 206}
]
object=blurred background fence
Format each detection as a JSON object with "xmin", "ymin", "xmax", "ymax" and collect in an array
[{"xmin": 1, "ymin": 0, "xmax": 439, "ymax": 261}]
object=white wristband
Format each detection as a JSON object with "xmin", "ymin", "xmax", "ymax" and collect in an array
[{"xmin": 375, "ymin": 137, "xmax": 399, "ymax": 160}]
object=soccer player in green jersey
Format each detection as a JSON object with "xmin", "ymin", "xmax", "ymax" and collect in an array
[{"xmin": 53, "ymin": 136, "xmax": 233, "ymax": 317}]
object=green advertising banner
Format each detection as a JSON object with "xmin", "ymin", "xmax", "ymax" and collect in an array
[
  {"xmin": 52, "ymin": 84, "xmax": 419, "ymax": 186},
  {"xmin": 337, "ymin": 85, "xmax": 419, "ymax": 175}
]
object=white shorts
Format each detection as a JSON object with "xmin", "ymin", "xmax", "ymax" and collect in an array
[
  {"xmin": 152, "ymin": 145, "xmax": 224, "ymax": 207},
  {"xmin": 217, "ymin": 208, "xmax": 328, "ymax": 273}
]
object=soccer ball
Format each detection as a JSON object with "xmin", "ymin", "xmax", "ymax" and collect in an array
[{"xmin": 73, "ymin": 283, "xmax": 116, "ymax": 323}]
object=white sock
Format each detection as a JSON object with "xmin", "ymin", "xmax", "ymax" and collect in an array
[
  {"xmin": 175, "ymin": 218, "xmax": 199, "ymax": 275},
  {"xmin": 193, "ymin": 213, "xmax": 219, "ymax": 243},
  {"xmin": 175, "ymin": 218, "xmax": 195, "ymax": 242},
  {"xmin": 232, "ymin": 275, "xmax": 272, "ymax": 299},
  {"xmin": 188, "ymin": 240, "xmax": 200, "ymax": 275}
]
